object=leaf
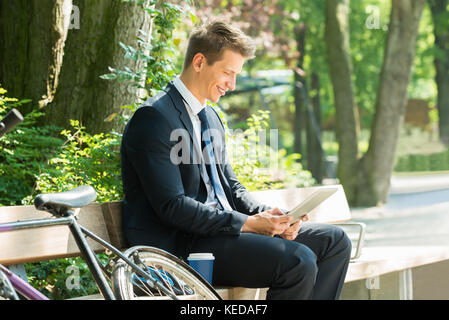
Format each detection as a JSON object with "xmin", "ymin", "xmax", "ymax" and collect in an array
[
  {"xmin": 190, "ymin": 12, "xmax": 196, "ymax": 24},
  {"xmin": 104, "ymin": 113, "xmax": 118, "ymax": 123},
  {"xmin": 99, "ymin": 73, "xmax": 117, "ymax": 80}
]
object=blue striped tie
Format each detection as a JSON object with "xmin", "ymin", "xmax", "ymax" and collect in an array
[{"xmin": 198, "ymin": 108, "xmax": 232, "ymax": 211}]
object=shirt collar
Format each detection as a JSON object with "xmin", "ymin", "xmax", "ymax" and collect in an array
[{"xmin": 173, "ymin": 76, "xmax": 206, "ymax": 116}]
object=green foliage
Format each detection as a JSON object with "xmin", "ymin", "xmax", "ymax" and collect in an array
[
  {"xmin": 25, "ymin": 254, "xmax": 110, "ymax": 300},
  {"xmin": 395, "ymin": 148, "xmax": 449, "ymax": 172},
  {"xmin": 1, "ymin": 86, "xmax": 117, "ymax": 299},
  {"xmin": 18, "ymin": 121, "xmax": 122, "ymax": 300},
  {"xmin": 31, "ymin": 120, "xmax": 123, "ymax": 204},
  {"xmin": 0, "ymin": 86, "xmax": 30, "ymax": 109},
  {"xmin": 409, "ymin": 5, "xmax": 438, "ymax": 103},
  {"xmin": 227, "ymin": 110, "xmax": 315, "ymax": 191},
  {"xmin": 0, "ymin": 85, "xmax": 63, "ymax": 206}
]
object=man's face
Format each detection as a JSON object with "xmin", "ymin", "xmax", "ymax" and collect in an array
[{"xmin": 196, "ymin": 49, "xmax": 245, "ymax": 104}]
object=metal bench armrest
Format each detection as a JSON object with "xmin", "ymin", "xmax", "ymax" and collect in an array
[{"xmin": 332, "ymin": 221, "xmax": 366, "ymax": 260}]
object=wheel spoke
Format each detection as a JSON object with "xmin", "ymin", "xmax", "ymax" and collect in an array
[{"xmin": 111, "ymin": 246, "xmax": 220, "ymax": 300}]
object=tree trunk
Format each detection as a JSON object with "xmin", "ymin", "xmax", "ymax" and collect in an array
[
  {"xmin": 0, "ymin": 0, "xmax": 69, "ymax": 114},
  {"xmin": 357, "ymin": 0, "xmax": 426, "ymax": 206},
  {"xmin": 429, "ymin": 0, "xmax": 449, "ymax": 146},
  {"xmin": 324, "ymin": 0, "xmax": 360, "ymax": 204},
  {"xmin": 44, "ymin": 0, "xmax": 151, "ymax": 134},
  {"xmin": 306, "ymin": 72, "xmax": 324, "ymax": 184},
  {"xmin": 325, "ymin": 0, "xmax": 425, "ymax": 206},
  {"xmin": 293, "ymin": 23, "xmax": 307, "ymax": 158}
]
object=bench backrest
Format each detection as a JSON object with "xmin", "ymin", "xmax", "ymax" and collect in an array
[
  {"xmin": 0, "ymin": 185, "xmax": 350, "ymax": 265},
  {"xmin": 0, "ymin": 203, "xmax": 113, "ymax": 265}
]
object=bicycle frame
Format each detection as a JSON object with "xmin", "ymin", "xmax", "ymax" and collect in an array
[{"xmin": 0, "ymin": 210, "xmax": 177, "ymax": 300}]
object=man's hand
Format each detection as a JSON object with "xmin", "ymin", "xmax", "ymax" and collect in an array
[
  {"xmin": 279, "ymin": 214, "xmax": 309, "ymax": 240},
  {"xmin": 241, "ymin": 208, "xmax": 292, "ymax": 237}
]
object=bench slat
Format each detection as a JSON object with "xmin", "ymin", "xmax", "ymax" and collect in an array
[
  {"xmin": 0, "ymin": 203, "xmax": 111, "ymax": 265},
  {"xmin": 345, "ymin": 246, "xmax": 449, "ymax": 282}
]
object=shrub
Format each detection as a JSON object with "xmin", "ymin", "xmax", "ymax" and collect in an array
[
  {"xmin": 21, "ymin": 120, "xmax": 122, "ymax": 300},
  {"xmin": 394, "ymin": 148, "xmax": 449, "ymax": 172},
  {"xmin": 0, "ymin": 85, "xmax": 63, "ymax": 206},
  {"xmin": 25, "ymin": 254, "xmax": 110, "ymax": 300},
  {"xmin": 32, "ymin": 120, "xmax": 123, "ymax": 204},
  {"xmin": 224, "ymin": 109, "xmax": 315, "ymax": 191}
]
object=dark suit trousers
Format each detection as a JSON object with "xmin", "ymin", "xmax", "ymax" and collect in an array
[{"xmin": 189, "ymin": 222, "xmax": 352, "ymax": 300}]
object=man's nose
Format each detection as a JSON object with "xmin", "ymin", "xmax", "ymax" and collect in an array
[{"xmin": 226, "ymin": 76, "xmax": 236, "ymax": 91}]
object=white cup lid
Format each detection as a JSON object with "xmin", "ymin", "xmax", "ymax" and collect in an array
[{"xmin": 187, "ymin": 253, "xmax": 215, "ymax": 260}]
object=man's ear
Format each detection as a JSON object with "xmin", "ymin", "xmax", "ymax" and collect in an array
[{"xmin": 192, "ymin": 53, "xmax": 206, "ymax": 72}]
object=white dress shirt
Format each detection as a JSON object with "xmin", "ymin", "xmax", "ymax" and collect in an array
[{"xmin": 173, "ymin": 76, "xmax": 219, "ymax": 208}]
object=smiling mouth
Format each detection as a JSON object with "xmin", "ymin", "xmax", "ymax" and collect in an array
[{"xmin": 217, "ymin": 86, "xmax": 226, "ymax": 96}]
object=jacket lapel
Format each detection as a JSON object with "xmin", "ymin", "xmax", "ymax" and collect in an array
[
  {"xmin": 165, "ymin": 82, "xmax": 204, "ymax": 164},
  {"xmin": 165, "ymin": 82, "xmax": 195, "ymax": 143}
]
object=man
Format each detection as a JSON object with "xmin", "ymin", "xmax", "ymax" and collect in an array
[{"xmin": 121, "ymin": 20, "xmax": 351, "ymax": 300}]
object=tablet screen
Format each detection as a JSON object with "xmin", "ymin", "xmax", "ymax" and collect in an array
[{"xmin": 287, "ymin": 187, "xmax": 338, "ymax": 224}]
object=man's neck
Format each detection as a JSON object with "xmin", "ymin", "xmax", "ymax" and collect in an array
[{"xmin": 179, "ymin": 71, "xmax": 206, "ymax": 105}]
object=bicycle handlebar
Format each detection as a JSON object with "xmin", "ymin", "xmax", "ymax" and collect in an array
[{"xmin": 0, "ymin": 109, "xmax": 24, "ymax": 138}]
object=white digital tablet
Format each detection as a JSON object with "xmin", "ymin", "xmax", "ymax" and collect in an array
[{"xmin": 286, "ymin": 187, "xmax": 339, "ymax": 224}]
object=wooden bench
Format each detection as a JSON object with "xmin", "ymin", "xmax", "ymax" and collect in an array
[{"xmin": 2, "ymin": 184, "xmax": 448, "ymax": 299}]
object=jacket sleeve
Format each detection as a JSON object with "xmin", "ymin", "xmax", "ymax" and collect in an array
[{"xmin": 123, "ymin": 106, "xmax": 248, "ymax": 236}]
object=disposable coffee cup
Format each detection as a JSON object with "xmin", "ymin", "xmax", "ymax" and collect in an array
[{"xmin": 187, "ymin": 253, "xmax": 215, "ymax": 284}]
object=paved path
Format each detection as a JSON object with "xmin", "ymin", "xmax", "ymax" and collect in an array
[
  {"xmin": 389, "ymin": 172, "xmax": 449, "ymax": 195},
  {"xmin": 349, "ymin": 173, "xmax": 449, "ymax": 248}
]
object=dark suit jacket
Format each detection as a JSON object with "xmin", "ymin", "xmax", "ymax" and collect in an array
[{"xmin": 120, "ymin": 82, "xmax": 269, "ymax": 258}]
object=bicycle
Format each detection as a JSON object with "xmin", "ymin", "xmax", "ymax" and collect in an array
[{"xmin": 0, "ymin": 109, "xmax": 221, "ymax": 300}]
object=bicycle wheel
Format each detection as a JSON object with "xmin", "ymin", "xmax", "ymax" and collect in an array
[
  {"xmin": 111, "ymin": 246, "xmax": 221, "ymax": 300},
  {"xmin": 0, "ymin": 268, "xmax": 19, "ymax": 300}
]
